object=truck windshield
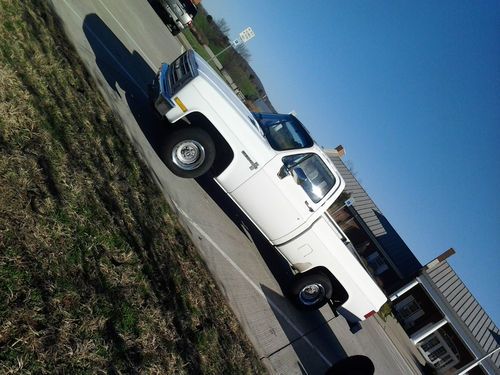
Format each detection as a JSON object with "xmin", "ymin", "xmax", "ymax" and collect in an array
[
  {"xmin": 253, "ymin": 113, "xmax": 314, "ymax": 151},
  {"xmin": 283, "ymin": 153, "xmax": 336, "ymax": 203}
]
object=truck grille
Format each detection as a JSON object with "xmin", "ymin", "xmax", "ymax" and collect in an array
[{"xmin": 168, "ymin": 50, "xmax": 198, "ymax": 94}]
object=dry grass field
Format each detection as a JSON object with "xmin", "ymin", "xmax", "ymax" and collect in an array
[{"xmin": 0, "ymin": 0, "xmax": 265, "ymax": 373}]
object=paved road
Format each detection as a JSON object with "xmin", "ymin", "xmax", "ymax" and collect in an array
[{"xmin": 51, "ymin": 1, "xmax": 423, "ymax": 374}]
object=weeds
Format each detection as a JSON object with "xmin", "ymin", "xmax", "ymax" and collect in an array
[{"xmin": 0, "ymin": 0, "xmax": 264, "ymax": 373}]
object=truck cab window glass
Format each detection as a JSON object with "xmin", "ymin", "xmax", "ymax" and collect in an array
[
  {"xmin": 283, "ymin": 154, "xmax": 336, "ymax": 203},
  {"xmin": 253, "ymin": 113, "xmax": 313, "ymax": 151}
]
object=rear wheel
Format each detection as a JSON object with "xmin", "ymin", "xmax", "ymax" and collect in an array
[
  {"xmin": 288, "ymin": 272, "xmax": 333, "ymax": 311},
  {"xmin": 162, "ymin": 127, "xmax": 215, "ymax": 178},
  {"xmin": 325, "ymin": 355, "xmax": 375, "ymax": 375}
]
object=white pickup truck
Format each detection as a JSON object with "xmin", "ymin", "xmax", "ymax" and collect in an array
[{"xmin": 149, "ymin": 50, "xmax": 387, "ymax": 330}]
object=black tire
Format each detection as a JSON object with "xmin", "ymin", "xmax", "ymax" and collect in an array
[
  {"xmin": 288, "ymin": 272, "xmax": 333, "ymax": 311},
  {"xmin": 171, "ymin": 26, "xmax": 181, "ymax": 36},
  {"xmin": 161, "ymin": 127, "xmax": 215, "ymax": 178},
  {"xmin": 324, "ymin": 355, "xmax": 375, "ymax": 375}
]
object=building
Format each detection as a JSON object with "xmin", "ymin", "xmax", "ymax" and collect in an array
[
  {"xmin": 389, "ymin": 251, "xmax": 500, "ymax": 374},
  {"xmin": 325, "ymin": 147, "xmax": 500, "ymax": 374}
]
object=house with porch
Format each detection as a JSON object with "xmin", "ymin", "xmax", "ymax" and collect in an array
[{"xmin": 325, "ymin": 146, "xmax": 500, "ymax": 374}]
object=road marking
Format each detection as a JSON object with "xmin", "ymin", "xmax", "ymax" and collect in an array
[
  {"xmin": 60, "ymin": 0, "xmax": 332, "ymax": 367},
  {"xmin": 174, "ymin": 203, "xmax": 333, "ymax": 367}
]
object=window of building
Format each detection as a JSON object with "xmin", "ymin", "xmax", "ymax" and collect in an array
[
  {"xmin": 366, "ymin": 251, "xmax": 389, "ymax": 275},
  {"xmin": 394, "ymin": 295, "xmax": 425, "ymax": 328},
  {"xmin": 418, "ymin": 332, "xmax": 460, "ymax": 372},
  {"xmin": 421, "ymin": 336, "xmax": 440, "ymax": 351},
  {"xmin": 428, "ymin": 346, "xmax": 447, "ymax": 362},
  {"xmin": 395, "ymin": 295, "xmax": 423, "ymax": 319}
]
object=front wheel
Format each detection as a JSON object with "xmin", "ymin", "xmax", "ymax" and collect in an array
[
  {"xmin": 288, "ymin": 272, "xmax": 333, "ymax": 311},
  {"xmin": 162, "ymin": 127, "xmax": 215, "ymax": 178}
]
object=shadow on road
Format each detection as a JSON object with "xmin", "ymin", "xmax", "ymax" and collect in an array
[
  {"xmin": 83, "ymin": 13, "xmax": 168, "ymax": 154},
  {"xmin": 83, "ymin": 13, "xmax": 349, "ymax": 371},
  {"xmin": 260, "ymin": 285, "xmax": 347, "ymax": 373}
]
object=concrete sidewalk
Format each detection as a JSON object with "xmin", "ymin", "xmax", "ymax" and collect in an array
[{"xmin": 375, "ymin": 314, "xmax": 426, "ymax": 374}]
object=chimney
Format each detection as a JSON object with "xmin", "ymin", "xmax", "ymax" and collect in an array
[
  {"xmin": 425, "ymin": 248, "xmax": 456, "ymax": 270},
  {"xmin": 335, "ymin": 145, "xmax": 346, "ymax": 158}
]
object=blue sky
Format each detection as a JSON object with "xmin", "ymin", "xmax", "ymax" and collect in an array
[{"xmin": 201, "ymin": 1, "xmax": 500, "ymax": 324}]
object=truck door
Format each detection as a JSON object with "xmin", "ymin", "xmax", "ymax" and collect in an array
[{"xmin": 230, "ymin": 151, "xmax": 337, "ymax": 242}]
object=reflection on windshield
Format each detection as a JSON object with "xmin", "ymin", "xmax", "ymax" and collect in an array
[
  {"xmin": 283, "ymin": 154, "xmax": 336, "ymax": 203},
  {"xmin": 254, "ymin": 114, "xmax": 314, "ymax": 151}
]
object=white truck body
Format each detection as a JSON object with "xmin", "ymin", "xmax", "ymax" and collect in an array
[{"xmin": 150, "ymin": 50, "xmax": 387, "ymax": 326}]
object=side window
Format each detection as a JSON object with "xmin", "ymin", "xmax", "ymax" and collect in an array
[
  {"xmin": 282, "ymin": 154, "xmax": 336, "ymax": 203},
  {"xmin": 256, "ymin": 116, "xmax": 314, "ymax": 151}
]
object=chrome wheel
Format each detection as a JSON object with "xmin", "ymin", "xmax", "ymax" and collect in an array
[
  {"xmin": 172, "ymin": 140, "xmax": 205, "ymax": 171},
  {"xmin": 299, "ymin": 283, "xmax": 326, "ymax": 306}
]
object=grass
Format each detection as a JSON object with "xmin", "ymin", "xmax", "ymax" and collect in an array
[
  {"xmin": 182, "ymin": 29, "xmax": 212, "ymax": 62},
  {"xmin": 0, "ymin": 0, "xmax": 266, "ymax": 373},
  {"xmin": 183, "ymin": 28, "xmax": 259, "ymax": 100}
]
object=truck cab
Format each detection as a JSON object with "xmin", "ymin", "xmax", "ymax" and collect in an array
[{"xmin": 231, "ymin": 113, "xmax": 345, "ymax": 243}]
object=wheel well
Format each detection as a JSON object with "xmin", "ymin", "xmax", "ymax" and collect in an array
[
  {"xmin": 302, "ymin": 266, "xmax": 349, "ymax": 307},
  {"xmin": 185, "ymin": 112, "xmax": 234, "ymax": 176}
]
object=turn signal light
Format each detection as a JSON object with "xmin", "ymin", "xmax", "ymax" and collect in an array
[{"xmin": 174, "ymin": 97, "xmax": 188, "ymax": 112}]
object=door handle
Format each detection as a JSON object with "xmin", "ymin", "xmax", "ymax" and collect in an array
[
  {"xmin": 305, "ymin": 201, "xmax": 314, "ymax": 212},
  {"xmin": 241, "ymin": 151, "xmax": 259, "ymax": 170}
]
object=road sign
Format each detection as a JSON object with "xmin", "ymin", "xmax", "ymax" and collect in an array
[
  {"xmin": 239, "ymin": 27, "xmax": 255, "ymax": 43},
  {"xmin": 209, "ymin": 27, "xmax": 255, "ymax": 63}
]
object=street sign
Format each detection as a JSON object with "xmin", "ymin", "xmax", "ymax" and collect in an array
[
  {"xmin": 239, "ymin": 27, "xmax": 255, "ymax": 43},
  {"xmin": 209, "ymin": 27, "xmax": 255, "ymax": 63}
]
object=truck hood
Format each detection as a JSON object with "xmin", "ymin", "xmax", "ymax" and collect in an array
[{"xmin": 193, "ymin": 52, "xmax": 262, "ymax": 133}]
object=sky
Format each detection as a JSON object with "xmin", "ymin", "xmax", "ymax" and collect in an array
[{"xmin": 202, "ymin": 1, "xmax": 500, "ymax": 324}]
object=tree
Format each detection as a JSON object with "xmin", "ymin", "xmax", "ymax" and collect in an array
[
  {"xmin": 206, "ymin": 14, "xmax": 213, "ymax": 23},
  {"xmin": 216, "ymin": 18, "xmax": 230, "ymax": 36},
  {"xmin": 236, "ymin": 43, "xmax": 251, "ymax": 61}
]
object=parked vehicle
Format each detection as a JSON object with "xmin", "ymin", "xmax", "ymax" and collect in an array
[
  {"xmin": 149, "ymin": 50, "xmax": 387, "ymax": 331},
  {"xmin": 149, "ymin": 0, "xmax": 197, "ymax": 35}
]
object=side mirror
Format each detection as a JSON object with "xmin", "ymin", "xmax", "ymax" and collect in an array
[
  {"xmin": 278, "ymin": 164, "xmax": 289, "ymax": 179},
  {"xmin": 291, "ymin": 167, "xmax": 308, "ymax": 186}
]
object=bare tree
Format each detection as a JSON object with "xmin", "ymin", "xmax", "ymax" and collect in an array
[
  {"xmin": 216, "ymin": 18, "xmax": 230, "ymax": 36},
  {"xmin": 236, "ymin": 43, "xmax": 251, "ymax": 61}
]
